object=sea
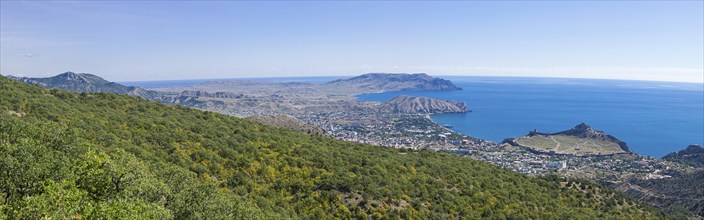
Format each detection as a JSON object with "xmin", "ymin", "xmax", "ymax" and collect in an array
[
  {"xmin": 358, "ymin": 76, "xmax": 704, "ymax": 157},
  {"xmin": 123, "ymin": 76, "xmax": 704, "ymax": 157}
]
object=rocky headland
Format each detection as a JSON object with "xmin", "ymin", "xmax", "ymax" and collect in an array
[
  {"xmin": 325, "ymin": 73, "xmax": 461, "ymax": 92},
  {"xmin": 505, "ymin": 123, "xmax": 631, "ymax": 156},
  {"xmin": 380, "ymin": 95, "xmax": 470, "ymax": 114}
]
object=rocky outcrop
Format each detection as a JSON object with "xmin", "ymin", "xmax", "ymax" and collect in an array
[
  {"xmin": 380, "ymin": 95, "xmax": 469, "ymax": 114},
  {"xmin": 246, "ymin": 115, "xmax": 329, "ymax": 136},
  {"xmin": 326, "ymin": 73, "xmax": 461, "ymax": 92}
]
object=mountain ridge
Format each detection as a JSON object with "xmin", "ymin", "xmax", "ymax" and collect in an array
[
  {"xmin": 381, "ymin": 95, "xmax": 470, "ymax": 114},
  {"xmin": 326, "ymin": 73, "xmax": 462, "ymax": 92},
  {"xmin": 8, "ymin": 72, "xmax": 138, "ymax": 94}
]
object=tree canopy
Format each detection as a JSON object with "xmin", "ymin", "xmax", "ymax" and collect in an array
[{"xmin": 0, "ymin": 76, "xmax": 671, "ymax": 219}]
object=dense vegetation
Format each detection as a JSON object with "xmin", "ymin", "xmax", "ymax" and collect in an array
[
  {"xmin": 663, "ymin": 144, "xmax": 704, "ymax": 168},
  {"xmin": 627, "ymin": 170, "xmax": 704, "ymax": 217},
  {"xmin": 0, "ymin": 76, "xmax": 671, "ymax": 219}
]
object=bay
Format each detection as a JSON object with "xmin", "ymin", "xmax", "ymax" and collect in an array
[{"xmin": 357, "ymin": 76, "xmax": 704, "ymax": 157}]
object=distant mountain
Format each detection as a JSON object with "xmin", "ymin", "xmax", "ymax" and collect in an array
[
  {"xmin": 6, "ymin": 72, "xmax": 231, "ymax": 111},
  {"xmin": 246, "ymin": 114, "xmax": 329, "ymax": 136},
  {"xmin": 663, "ymin": 144, "xmax": 704, "ymax": 168},
  {"xmin": 505, "ymin": 123, "xmax": 631, "ymax": 156},
  {"xmin": 326, "ymin": 73, "xmax": 461, "ymax": 92},
  {"xmin": 381, "ymin": 95, "xmax": 469, "ymax": 114},
  {"xmin": 8, "ymin": 72, "xmax": 137, "ymax": 94}
]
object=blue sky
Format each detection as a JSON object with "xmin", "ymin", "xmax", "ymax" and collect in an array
[{"xmin": 1, "ymin": 1, "xmax": 702, "ymax": 82}]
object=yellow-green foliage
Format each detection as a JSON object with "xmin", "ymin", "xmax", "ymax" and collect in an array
[{"xmin": 0, "ymin": 77, "xmax": 670, "ymax": 219}]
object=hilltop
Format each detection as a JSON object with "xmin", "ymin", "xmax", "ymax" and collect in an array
[
  {"xmin": 506, "ymin": 123, "xmax": 631, "ymax": 156},
  {"xmin": 381, "ymin": 95, "xmax": 470, "ymax": 114},
  {"xmin": 326, "ymin": 73, "xmax": 461, "ymax": 92},
  {"xmin": 0, "ymin": 76, "xmax": 671, "ymax": 219}
]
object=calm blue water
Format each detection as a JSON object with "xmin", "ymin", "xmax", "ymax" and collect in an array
[
  {"xmin": 121, "ymin": 76, "xmax": 346, "ymax": 88},
  {"xmin": 358, "ymin": 76, "xmax": 704, "ymax": 157}
]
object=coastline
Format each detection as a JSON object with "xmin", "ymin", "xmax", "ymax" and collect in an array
[{"xmin": 356, "ymin": 78, "xmax": 703, "ymax": 157}]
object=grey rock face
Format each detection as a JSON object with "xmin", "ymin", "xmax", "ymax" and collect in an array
[{"xmin": 381, "ymin": 95, "xmax": 469, "ymax": 114}]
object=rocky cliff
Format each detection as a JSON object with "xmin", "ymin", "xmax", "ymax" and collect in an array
[
  {"xmin": 326, "ymin": 73, "xmax": 461, "ymax": 92},
  {"xmin": 380, "ymin": 95, "xmax": 469, "ymax": 114}
]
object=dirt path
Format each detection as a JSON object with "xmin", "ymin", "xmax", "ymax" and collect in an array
[{"xmin": 549, "ymin": 136, "xmax": 561, "ymax": 151}]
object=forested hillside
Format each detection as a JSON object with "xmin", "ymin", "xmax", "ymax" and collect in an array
[
  {"xmin": 0, "ymin": 76, "xmax": 671, "ymax": 219},
  {"xmin": 663, "ymin": 144, "xmax": 704, "ymax": 168},
  {"xmin": 628, "ymin": 170, "xmax": 704, "ymax": 216}
]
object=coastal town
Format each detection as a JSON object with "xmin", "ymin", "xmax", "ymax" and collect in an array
[
  {"xmin": 298, "ymin": 107, "xmax": 687, "ymax": 183},
  {"xmin": 298, "ymin": 110, "xmax": 470, "ymax": 149}
]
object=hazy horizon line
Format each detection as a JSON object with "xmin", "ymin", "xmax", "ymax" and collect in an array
[{"xmin": 6, "ymin": 71, "xmax": 704, "ymax": 85}]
